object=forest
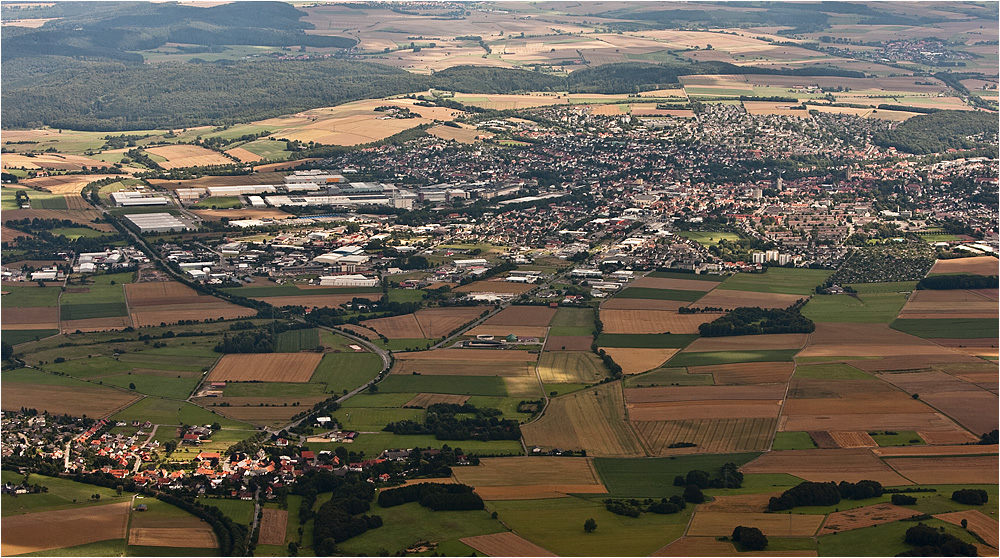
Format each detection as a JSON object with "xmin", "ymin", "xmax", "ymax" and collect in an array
[
  {"xmin": 873, "ymin": 111, "xmax": 1000, "ymax": 155},
  {"xmin": 697, "ymin": 305, "xmax": 815, "ymax": 337}
]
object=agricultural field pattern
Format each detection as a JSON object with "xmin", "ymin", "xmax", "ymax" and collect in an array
[{"xmin": 0, "ymin": 1, "xmax": 998, "ymax": 557}]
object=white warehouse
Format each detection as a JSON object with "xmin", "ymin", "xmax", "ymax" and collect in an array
[{"xmin": 318, "ymin": 274, "xmax": 379, "ymax": 287}]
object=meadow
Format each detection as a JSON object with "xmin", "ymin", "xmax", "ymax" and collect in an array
[
  {"xmin": 613, "ymin": 287, "xmax": 705, "ymax": 301},
  {"xmin": 665, "ymin": 349, "xmax": 800, "ymax": 367},
  {"xmin": 891, "ymin": 318, "xmax": 998, "ymax": 339},
  {"xmin": 716, "ymin": 268, "xmax": 833, "ymax": 295}
]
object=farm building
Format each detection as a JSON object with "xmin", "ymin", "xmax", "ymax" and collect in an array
[
  {"xmin": 318, "ymin": 274, "xmax": 379, "ymax": 287},
  {"xmin": 110, "ymin": 191, "xmax": 170, "ymax": 207},
  {"xmin": 125, "ymin": 213, "xmax": 191, "ymax": 233}
]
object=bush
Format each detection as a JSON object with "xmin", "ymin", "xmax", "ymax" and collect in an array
[
  {"xmin": 683, "ymin": 484, "xmax": 705, "ymax": 504},
  {"xmin": 732, "ymin": 526, "xmax": 768, "ymax": 551},
  {"xmin": 951, "ymin": 489, "xmax": 988, "ymax": 506}
]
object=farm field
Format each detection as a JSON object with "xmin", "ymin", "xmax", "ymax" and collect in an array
[
  {"xmin": 802, "ymin": 293, "xmax": 909, "ymax": 324},
  {"xmin": 682, "ymin": 334, "xmax": 808, "ymax": 352},
  {"xmin": 206, "ymin": 353, "xmax": 323, "ymax": 383},
  {"xmin": 613, "ymin": 287, "xmax": 705, "ymax": 302},
  {"xmin": 275, "ymin": 328, "xmax": 321, "ymax": 352},
  {"xmin": 691, "ymin": 289, "xmax": 806, "ymax": 310},
  {"xmin": 898, "ymin": 289, "xmax": 998, "ymax": 319},
  {"xmin": 521, "ymin": 383, "xmax": 645, "ymax": 457},
  {"xmin": 631, "ymin": 275, "xmax": 719, "ymax": 292},
  {"xmin": 600, "ymin": 298, "xmax": 691, "ymax": 311},
  {"xmin": 537, "ymin": 352, "xmax": 607, "ymax": 383},
  {"xmin": 633, "ymin": 418, "xmax": 778, "ymax": 454},
  {"xmin": 0, "ymin": 502, "xmax": 130, "ymax": 555},
  {"xmin": 815, "ymin": 518, "xmax": 981, "ymax": 557},
  {"xmin": 143, "ymin": 144, "xmax": 233, "ymax": 169},
  {"xmin": 258, "ymin": 509, "xmax": 288, "ymax": 546},
  {"xmin": 598, "ymin": 348, "xmax": 679, "ymax": 375},
  {"xmin": 543, "ymin": 335, "xmax": 593, "ymax": 351},
  {"xmin": 593, "ymin": 453, "xmax": 760, "ymax": 498},
  {"xmin": 484, "ymin": 305, "xmax": 556, "ymax": 326},
  {"xmin": 891, "ymin": 318, "xmax": 999, "ymax": 339},
  {"xmin": 883, "ymin": 455, "xmax": 999, "ymax": 485},
  {"xmin": 377, "ymin": 374, "xmax": 508, "ymax": 396},
  {"xmin": 309, "ymin": 351, "xmax": 383, "ymax": 394},
  {"xmin": 741, "ymin": 449, "xmax": 911, "ymax": 485},
  {"xmin": 451, "ymin": 457, "xmax": 607, "ymax": 500},
  {"xmin": 600, "ymin": 309, "xmax": 710, "ymax": 334},
  {"xmin": 596, "ymin": 333, "xmax": 698, "ymax": 349},
  {"xmin": 819, "ymin": 503, "xmax": 923, "ymax": 535},
  {"xmin": 112, "ymin": 397, "xmax": 250, "ymax": 428},
  {"xmin": 1, "ymin": 371, "xmax": 141, "ymax": 418},
  {"xmin": 667, "ymin": 349, "xmax": 799, "ymax": 368},
  {"xmin": 716, "ymin": 268, "xmax": 833, "ymax": 296},
  {"xmin": 460, "ymin": 532, "xmax": 556, "ymax": 557},
  {"xmin": 688, "ymin": 511, "xmax": 824, "ymax": 537},
  {"xmin": 929, "ymin": 256, "xmax": 998, "ymax": 276}
]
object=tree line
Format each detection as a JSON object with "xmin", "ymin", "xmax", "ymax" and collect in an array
[
  {"xmin": 382, "ymin": 403, "xmax": 521, "ymax": 441},
  {"xmin": 917, "ymin": 274, "xmax": 998, "ymax": 290},
  {"xmin": 376, "ymin": 482, "xmax": 484, "ymax": 511},
  {"xmin": 768, "ymin": 480, "xmax": 884, "ymax": 511}
]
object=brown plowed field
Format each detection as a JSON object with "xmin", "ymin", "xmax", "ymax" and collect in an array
[
  {"xmin": 871, "ymin": 444, "xmax": 999, "ymax": 457},
  {"xmin": 538, "ymin": 352, "xmax": 607, "ymax": 383},
  {"xmin": 692, "ymin": 290, "xmax": 803, "ymax": 310},
  {"xmin": 61, "ymin": 316, "xmax": 133, "ymax": 333},
  {"xmin": 130, "ymin": 303, "xmax": 255, "ymax": 327},
  {"xmin": 828, "ymin": 431, "xmax": 877, "ymax": 448},
  {"xmin": 631, "ymin": 276, "xmax": 718, "ymax": 291},
  {"xmin": 899, "ymin": 289, "xmax": 998, "ymax": 318},
  {"xmin": 395, "ymin": 349, "xmax": 536, "ymax": 362},
  {"xmin": 740, "ymin": 449, "xmax": 912, "ymax": 485},
  {"xmin": 544, "ymin": 336, "xmax": 594, "ymax": 351},
  {"xmin": 521, "ymin": 383, "xmax": 645, "ymax": 457},
  {"xmin": 688, "ymin": 362, "xmax": 795, "ymax": 385},
  {"xmin": 782, "ymin": 410, "xmax": 957, "ymax": 432},
  {"xmin": 600, "ymin": 310, "xmax": 709, "ymax": 334},
  {"xmin": 129, "ymin": 527, "xmax": 218, "ymax": 548},
  {"xmin": 255, "ymin": 294, "xmax": 361, "ymax": 308},
  {"xmin": 1, "ymin": 322, "xmax": 61, "ymax": 330},
  {"xmin": 850, "ymin": 354, "xmax": 981, "ymax": 371},
  {"xmin": 1, "ymin": 383, "xmax": 140, "ymax": 418},
  {"xmin": 2, "ymin": 226, "xmax": 30, "ymax": 243},
  {"xmin": 913, "ymin": 391, "xmax": 997, "ymax": 436},
  {"xmin": 460, "ymin": 532, "xmax": 557, "ymax": 557},
  {"xmin": 885, "ymin": 455, "xmax": 999, "ymax": 484},
  {"xmin": 2, "ymin": 307, "xmax": 59, "ymax": 325},
  {"xmin": 819, "ymin": 503, "xmax": 919, "ymax": 535},
  {"xmin": 683, "ymin": 334, "xmax": 808, "ymax": 352},
  {"xmin": 454, "ymin": 281, "xmax": 536, "ymax": 294},
  {"xmin": 0, "ymin": 501, "xmax": 130, "ymax": 555},
  {"xmin": 916, "ymin": 429, "xmax": 981, "ymax": 444},
  {"xmin": 599, "ymin": 348, "xmax": 679, "ymax": 375},
  {"xmin": 206, "ymin": 353, "xmax": 323, "ymax": 382},
  {"xmin": 601, "ymin": 298, "xmax": 690, "ymax": 311},
  {"xmin": 798, "ymin": 323, "xmax": 968, "ymax": 358},
  {"xmin": 934, "ymin": 337, "xmax": 1000, "ymax": 347},
  {"xmin": 404, "ymin": 393, "xmax": 470, "ymax": 408},
  {"xmin": 788, "ymin": 379, "xmax": 892, "ymax": 399},
  {"xmin": 688, "ymin": 512, "xmax": 823, "ymax": 537},
  {"xmin": 484, "ymin": 306, "xmax": 556, "ymax": 326},
  {"xmin": 466, "ymin": 325, "xmax": 549, "ymax": 338},
  {"xmin": 451, "ymin": 457, "xmax": 606, "ymax": 499},
  {"xmin": 633, "ymin": 418, "xmax": 777, "ymax": 454},
  {"xmin": 393, "ymin": 359, "xmax": 533, "ymax": 376},
  {"xmin": 628, "ymin": 400, "xmax": 781, "ymax": 421},
  {"xmin": 935, "ymin": 511, "xmax": 999, "ymax": 549},
  {"xmin": 625, "ymin": 385, "xmax": 785, "ymax": 403},
  {"xmin": 930, "ymin": 256, "xmax": 998, "ymax": 276},
  {"xmin": 125, "ymin": 281, "xmax": 219, "ymax": 307},
  {"xmin": 809, "ymin": 431, "xmax": 839, "ymax": 449},
  {"xmin": 415, "ymin": 307, "xmax": 483, "ymax": 338},
  {"xmin": 363, "ymin": 313, "xmax": 424, "ymax": 338},
  {"xmin": 225, "ymin": 147, "xmax": 264, "ymax": 163},
  {"xmin": 145, "ymin": 145, "xmax": 233, "ymax": 169},
  {"xmin": 258, "ymin": 509, "xmax": 288, "ymax": 546}
]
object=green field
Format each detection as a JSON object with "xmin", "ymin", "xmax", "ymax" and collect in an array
[
  {"xmin": 771, "ymin": 431, "xmax": 817, "ymax": 450},
  {"xmin": 792, "ymin": 363, "xmax": 874, "ymax": 380},
  {"xmin": 275, "ymin": 328, "xmax": 321, "ymax": 352},
  {"xmin": 49, "ymin": 227, "xmax": 112, "ymax": 239},
  {"xmin": 614, "ymin": 287, "xmax": 705, "ymax": 301},
  {"xmin": 305, "ymin": 432, "xmax": 523, "ymax": 457},
  {"xmin": 236, "ymin": 138, "xmax": 292, "ymax": 160},
  {"xmin": 191, "ymin": 196, "xmax": 243, "ymax": 209},
  {"xmin": 844, "ymin": 281, "xmax": 919, "ymax": 294},
  {"xmin": 1, "ymin": 473, "xmax": 127, "ymax": 516},
  {"xmin": 490, "ymin": 497, "xmax": 690, "ymax": 557},
  {"xmin": 624, "ymin": 367, "xmax": 714, "ymax": 387},
  {"xmin": 309, "ymin": 352, "xmax": 384, "ymax": 393},
  {"xmin": 336, "ymin": 501, "xmax": 504, "ymax": 556},
  {"xmin": 223, "ymin": 382, "xmax": 327, "ymax": 397},
  {"xmin": 548, "ymin": 325, "xmax": 595, "ymax": 336},
  {"xmin": 665, "ymin": 349, "xmax": 799, "ymax": 367},
  {"xmin": 550, "ymin": 308, "xmax": 596, "ymax": 328},
  {"xmin": 918, "ymin": 233, "xmax": 962, "ymax": 242},
  {"xmin": 333, "ymin": 407, "xmax": 426, "ymax": 431},
  {"xmin": 196, "ymin": 496, "xmax": 255, "ymax": 525},
  {"xmin": 891, "ymin": 318, "xmax": 998, "ymax": 339},
  {"xmin": 593, "ymin": 453, "xmax": 760, "ymax": 498},
  {"xmin": 816, "ymin": 518, "xmax": 979, "ymax": 557},
  {"xmin": 674, "ymin": 230, "xmax": 741, "ymax": 247},
  {"xmin": 717, "ymin": 268, "xmax": 833, "ymax": 295},
  {"xmin": 60, "ymin": 302, "xmax": 129, "ymax": 320},
  {"xmin": 869, "ymin": 431, "xmax": 925, "ymax": 446},
  {"xmin": 801, "ymin": 293, "xmax": 909, "ymax": 324},
  {"xmin": 2, "ymin": 329, "xmax": 59, "ymax": 345},
  {"xmin": 112, "ymin": 397, "xmax": 250, "ymax": 428},
  {"xmin": 387, "ymin": 288, "xmax": 427, "ymax": 304},
  {"xmin": 339, "ymin": 392, "xmax": 416, "ymax": 408},
  {"xmin": 99, "ymin": 372, "xmax": 201, "ymax": 399},
  {"xmin": 376, "ymin": 375, "xmax": 507, "ymax": 396},
  {"xmin": 647, "ymin": 271, "xmax": 725, "ymax": 282},
  {"xmin": 596, "ymin": 333, "xmax": 699, "ymax": 349},
  {"xmin": 373, "ymin": 338, "xmax": 437, "ymax": 352},
  {"xmin": 15, "ymin": 539, "xmax": 128, "ymax": 557},
  {"xmin": 22, "ymin": 190, "xmax": 69, "ymax": 210},
  {"xmin": 1, "ymin": 285, "xmax": 61, "ymax": 308}
]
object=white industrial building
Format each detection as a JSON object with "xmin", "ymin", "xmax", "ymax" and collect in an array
[
  {"xmin": 206, "ymin": 185, "xmax": 277, "ymax": 197},
  {"xmin": 454, "ymin": 259, "xmax": 488, "ymax": 268},
  {"xmin": 318, "ymin": 274, "xmax": 379, "ymax": 287},
  {"xmin": 125, "ymin": 213, "xmax": 190, "ymax": 233},
  {"xmin": 247, "ymin": 196, "xmax": 266, "ymax": 208},
  {"xmin": 285, "ymin": 170, "xmax": 347, "ymax": 185},
  {"xmin": 110, "ymin": 191, "xmax": 169, "ymax": 207}
]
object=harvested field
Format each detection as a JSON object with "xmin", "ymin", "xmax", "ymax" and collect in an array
[
  {"xmin": 797, "ymin": 323, "xmax": 966, "ymax": 358},
  {"xmin": 451, "ymin": 457, "xmax": 606, "ymax": 499},
  {"xmin": 339, "ymin": 324, "xmax": 378, "ymax": 339},
  {"xmin": 698, "ymin": 492, "xmax": 776, "ymax": 513},
  {"xmin": 691, "ymin": 290, "xmax": 804, "ymax": 310},
  {"xmin": 224, "ymin": 147, "xmax": 264, "ymax": 163},
  {"xmin": 521, "ymin": 383, "xmax": 645, "ymax": 457},
  {"xmin": 130, "ymin": 303, "xmax": 255, "ymax": 327},
  {"xmin": 631, "ymin": 276, "xmax": 717, "ymax": 292},
  {"xmin": 2, "ymin": 226, "xmax": 30, "ymax": 243},
  {"xmin": 633, "ymin": 418, "xmax": 777, "ymax": 454},
  {"xmin": 930, "ymin": 256, "xmax": 998, "ymax": 276},
  {"xmin": 2, "ymin": 306, "xmax": 59, "ymax": 326},
  {"xmin": 781, "ymin": 398, "xmax": 958, "ymax": 432},
  {"xmin": 484, "ymin": 306, "xmax": 556, "ymax": 326},
  {"xmin": 740, "ymin": 448, "xmax": 912, "ymax": 485},
  {"xmin": 129, "ymin": 527, "xmax": 218, "ymax": 548},
  {"xmin": 393, "ymin": 359, "xmax": 533, "ymax": 376},
  {"xmin": 254, "ymin": 294, "xmax": 360, "ymax": 309},
  {"xmin": 537, "ymin": 352, "xmax": 607, "ymax": 383},
  {"xmin": 453, "ymin": 281, "xmax": 536, "ymax": 294},
  {"xmin": 819, "ymin": 503, "xmax": 919, "ymax": 535},
  {"xmin": 899, "ymin": 289, "xmax": 998, "ymax": 318},
  {"xmin": 687, "ymin": 512, "xmax": 823, "ymax": 537},
  {"xmin": 789, "ymin": 378, "xmax": 898, "ymax": 399},
  {"xmin": 363, "ymin": 313, "xmax": 424, "ymax": 338},
  {"xmin": 206, "ymin": 353, "xmax": 323, "ymax": 383},
  {"xmin": 809, "ymin": 431, "xmax": 839, "ymax": 449},
  {"xmin": 1, "ymin": 383, "xmax": 140, "ymax": 418},
  {"xmin": 599, "ymin": 348, "xmax": 679, "ymax": 375},
  {"xmin": 543, "ymin": 336, "xmax": 594, "ymax": 351},
  {"xmin": 460, "ymin": 532, "xmax": 557, "ymax": 557},
  {"xmin": 916, "ymin": 429, "xmax": 981, "ymax": 445},
  {"xmin": 601, "ymin": 298, "xmax": 690, "ymax": 311},
  {"xmin": 60, "ymin": 316, "xmax": 132, "ymax": 333},
  {"xmin": 125, "ymin": 281, "xmax": 210, "ymax": 306},
  {"xmin": 466, "ymin": 325, "xmax": 549, "ymax": 338},
  {"xmin": 428, "ymin": 123, "xmax": 492, "ymax": 144},
  {"xmin": 871, "ymin": 444, "xmax": 999, "ymax": 457},
  {"xmin": 828, "ymin": 431, "xmax": 877, "ymax": 448},
  {"xmin": 683, "ymin": 334, "xmax": 808, "ymax": 352},
  {"xmin": 0, "ymin": 501, "xmax": 130, "ymax": 555},
  {"xmin": 628, "ymin": 400, "xmax": 781, "ymax": 421},
  {"xmin": 2, "ymin": 154, "xmax": 109, "ymax": 172},
  {"xmin": 688, "ymin": 362, "xmax": 795, "ymax": 385},
  {"xmin": 878, "ymin": 370, "xmax": 998, "ymax": 434},
  {"xmin": 935, "ymin": 511, "xmax": 999, "ymax": 549},
  {"xmin": 600, "ymin": 309, "xmax": 709, "ymax": 334},
  {"xmin": 258, "ymin": 509, "xmax": 288, "ymax": 546},
  {"xmin": 884, "ymin": 455, "xmax": 999, "ymax": 484},
  {"xmin": 395, "ymin": 349, "xmax": 536, "ymax": 362},
  {"xmin": 192, "ymin": 208, "xmax": 292, "ymax": 221},
  {"xmin": 625, "ymin": 385, "xmax": 786, "ymax": 403},
  {"xmin": 404, "ymin": 393, "xmax": 470, "ymax": 408},
  {"xmin": 504, "ymin": 376, "xmax": 542, "ymax": 398},
  {"xmin": 144, "ymin": 145, "xmax": 233, "ymax": 169},
  {"xmin": 415, "ymin": 307, "xmax": 483, "ymax": 338},
  {"xmin": 744, "ymin": 101, "xmax": 812, "ymax": 116}
]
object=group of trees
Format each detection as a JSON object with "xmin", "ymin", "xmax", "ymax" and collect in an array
[
  {"xmin": 731, "ymin": 526, "xmax": 768, "ymax": 551},
  {"xmin": 917, "ymin": 274, "xmax": 998, "ymax": 290},
  {"xmin": 768, "ymin": 480, "xmax": 883, "ymax": 511},
  {"xmin": 899, "ymin": 523, "xmax": 977, "ymax": 556},
  {"xmin": 873, "ymin": 111, "xmax": 999, "ymax": 155},
  {"xmin": 382, "ymin": 403, "xmax": 521, "ymax": 441},
  {"xmin": 672, "ymin": 463, "xmax": 745, "ymax": 490},
  {"xmin": 698, "ymin": 306, "xmax": 814, "ymax": 337},
  {"xmin": 951, "ymin": 489, "xmax": 989, "ymax": 506},
  {"xmin": 603, "ymin": 496, "xmax": 688, "ymax": 517},
  {"xmin": 376, "ymin": 482, "xmax": 484, "ymax": 511}
]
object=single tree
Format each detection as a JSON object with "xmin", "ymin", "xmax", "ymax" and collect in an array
[{"xmin": 584, "ymin": 518, "xmax": 597, "ymax": 533}]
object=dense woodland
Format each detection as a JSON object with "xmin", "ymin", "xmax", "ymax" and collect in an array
[
  {"xmin": 383, "ymin": 403, "xmax": 521, "ymax": 441},
  {"xmin": 873, "ymin": 111, "xmax": 1000, "ymax": 155},
  {"xmin": 698, "ymin": 305, "xmax": 814, "ymax": 337}
]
